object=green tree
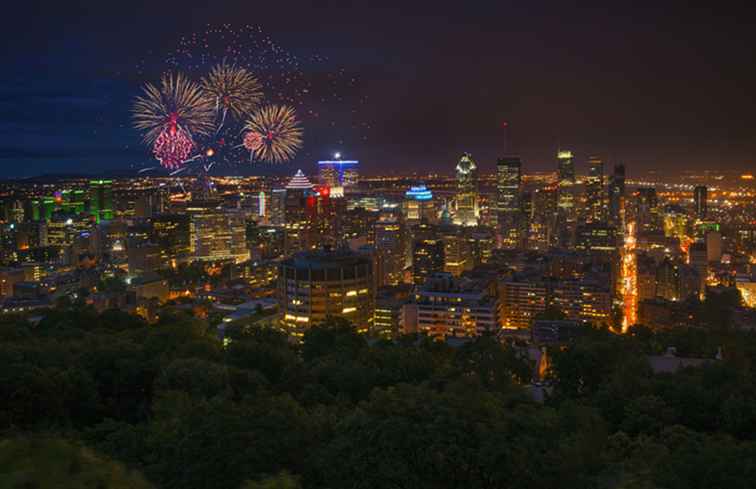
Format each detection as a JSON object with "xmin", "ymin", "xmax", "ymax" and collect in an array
[{"xmin": 0, "ymin": 437, "xmax": 153, "ymax": 489}]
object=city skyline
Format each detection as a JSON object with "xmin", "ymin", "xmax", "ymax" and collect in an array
[{"xmin": 3, "ymin": 4, "xmax": 756, "ymax": 488}]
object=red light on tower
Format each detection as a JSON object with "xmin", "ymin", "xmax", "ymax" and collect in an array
[
  {"xmin": 318, "ymin": 186, "xmax": 330, "ymax": 198},
  {"xmin": 306, "ymin": 195, "xmax": 316, "ymax": 208}
]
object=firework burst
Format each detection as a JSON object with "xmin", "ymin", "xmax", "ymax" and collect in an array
[
  {"xmin": 243, "ymin": 104, "xmax": 303, "ymax": 163},
  {"xmin": 132, "ymin": 72, "xmax": 215, "ymax": 144},
  {"xmin": 153, "ymin": 128, "xmax": 194, "ymax": 169},
  {"xmin": 202, "ymin": 61, "xmax": 263, "ymax": 120}
]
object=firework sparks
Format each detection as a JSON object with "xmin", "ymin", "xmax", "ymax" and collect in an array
[
  {"xmin": 132, "ymin": 72, "xmax": 215, "ymax": 144},
  {"xmin": 202, "ymin": 61, "xmax": 263, "ymax": 120},
  {"xmin": 153, "ymin": 127, "xmax": 194, "ymax": 169},
  {"xmin": 243, "ymin": 131, "xmax": 264, "ymax": 152},
  {"xmin": 243, "ymin": 104, "xmax": 303, "ymax": 163}
]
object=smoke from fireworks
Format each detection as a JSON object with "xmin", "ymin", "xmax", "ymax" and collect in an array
[
  {"xmin": 243, "ymin": 104, "xmax": 303, "ymax": 163},
  {"xmin": 202, "ymin": 61, "xmax": 264, "ymax": 120}
]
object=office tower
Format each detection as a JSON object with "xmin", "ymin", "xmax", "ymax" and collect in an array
[
  {"xmin": 694, "ymin": 185, "xmax": 707, "ymax": 220},
  {"xmin": 550, "ymin": 279, "xmax": 613, "ymax": 326},
  {"xmin": 151, "ymin": 214, "xmax": 191, "ymax": 265},
  {"xmin": 26, "ymin": 197, "xmax": 56, "ymax": 222},
  {"xmin": 403, "ymin": 185, "xmax": 435, "ymax": 226},
  {"xmin": 688, "ymin": 241, "xmax": 707, "ymax": 297},
  {"xmin": 585, "ymin": 156, "xmax": 605, "ymax": 223},
  {"xmin": 705, "ymin": 231, "xmax": 722, "ymax": 263},
  {"xmin": 608, "ymin": 164, "xmax": 625, "ymax": 230},
  {"xmin": 528, "ymin": 184, "xmax": 557, "ymax": 250},
  {"xmin": 269, "ymin": 189, "xmax": 287, "ymax": 226},
  {"xmin": 318, "ymin": 157, "xmax": 359, "ymax": 189},
  {"xmin": 374, "ymin": 209, "xmax": 406, "ymax": 286},
  {"xmin": 89, "ymin": 180, "xmax": 113, "ymax": 222},
  {"xmin": 655, "ymin": 257, "xmax": 700, "ymax": 302},
  {"xmin": 467, "ymin": 227, "xmax": 495, "ymax": 267},
  {"xmin": 412, "ymin": 272, "xmax": 500, "ymax": 340},
  {"xmin": 284, "ymin": 170, "xmax": 318, "ymax": 254},
  {"xmin": 662, "ymin": 204, "xmax": 688, "ymax": 240},
  {"xmin": 497, "ymin": 156, "xmax": 523, "ymax": 248},
  {"xmin": 555, "ymin": 150, "xmax": 577, "ymax": 247},
  {"xmin": 246, "ymin": 221, "xmax": 285, "ymax": 260},
  {"xmin": 195, "ymin": 210, "xmax": 249, "ymax": 263},
  {"xmin": 412, "ymin": 235, "xmax": 445, "ymax": 285},
  {"xmin": 453, "ymin": 153, "xmax": 479, "ymax": 226},
  {"xmin": 60, "ymin": 189, "xmax": 87, "ymax": 215},
  {"xmin": 440, "ymin": 225, "xmax": 470, "ymax": 276},
  {"xmin": 635, "ymin": 187, "xmax": 660, "ymax": 233},
  {"xmin": 96, "ymin": 220, "xmax": 128, "ymax": 261},
  {"xmin": 373, "ymin": 286, "xmax": 412, "ymax": 340},
  {"xmin": 501, "ymin": 279, "xmax": 548, "ymax": 329},
  {"xmin": 187, "ymin": 203, "xmax": 249, "ymax": 263},
  {"xmin": 278, "ymin": 249, "xmax": 374, "ymax": 336}
]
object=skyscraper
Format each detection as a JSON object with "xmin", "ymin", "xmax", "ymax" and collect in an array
[
  {"xmin": 694, "ymin": 185, "xmax": 707, "ymax": 220},
  {"xmin": 374, "ymin": 208, "xmax": 406, "ymax": 286},
  {"xmin": 497, "ymin": 156, "xmax": 523, "ymax": 248},
  {"xmin": 454, "ymin": 153, "xmax": 479, "ymax": 226},
  {"xmin": 278, "ymin": 249, "xmax": 374, "ymax": 336},
  {"xmin": 585, "ymin": 156, "xmax": 605, "ymax": 224},
  {"xmin": 318, "ymin": 157, "xmax": 359, "ymax": 189},
  {"xmin": 635, "ymin": 187, "xmax": 660, "ymax": 233},
  {"xmin": 403, "ymin": 185, "xmax": 436, "ymax": 226},
  {"xmin": 284, "ymin": 170, "xmax": 318, "ymax": 254},
  {"xmin": 89, "ymin": 180, "xmax": 113, "ymax": 223},
  {"xmin": 556, "ymin": 150, "xmax": 577, "ymax": 247},
  {"xmin": 608, "ymin": 164, "xmax": 626, "ymax": 230},
  {"xmin": 412, "ymin": 223, "xmax": 445, "ymax": 285}
]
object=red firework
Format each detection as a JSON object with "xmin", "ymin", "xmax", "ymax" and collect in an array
[
  {"xmin": 153, "ymin": 126, "xmax": 194, "ymax": 169},
  {"xmin": 243, "ymin": 131, "xmax": 264, "ymax": 152}
]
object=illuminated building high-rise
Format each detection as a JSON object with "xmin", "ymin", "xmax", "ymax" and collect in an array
[
  {"xmin": 318, "ymin": 157, "xmax": 359, "ymax": 190},
  {"xmin": 284, "ymin": 170, "xmax": 317, "ymax": 254},
  {"xmin": 89, "ymin": 180, "xmax": 113, "ymax": 223},
  {"xmin": 608, "ymin": 164, "xmax": 626, "ymax": 230},
  {"xmin": 635, "ymin": 187, "xmax": 661, "ymax": 233},
  {"xmin": 453, "ymin": 153, "xmax": 479, "ymax": 226},
  {"xmin": 278, "ymin": 249, "xmax": 374, "ymax": 337},
  {"xmin": 440, "ymin": 225, "xmax": 470, "ymax": 276},
  {"xmin": 496, "ymin": 156, "xmax": 523, "ymax": 248},
  {"xmin": 529, "ymin": 184, "xmax": 557, "ymax": 250},
  {"xmin": 412, "ymin": 223, "xmax": 445, "ymax": 285},
  {"xmin": 585, "ymin": 156, "xmax": 605, "ymax": 223},
  {"xmin": 412, "ymin": 272, "xmax": 501, "ymax": 340},
  {"xmin": 191, "ymin": 209, "xmax": 249, "ymax": 263},
  {"xmin": 269, "ymin": 189, "xmax": 287, "ymax": 226},
  {"xmin": 403, "ymin": 185, "xmax": 436, "ymax": 226},
  {"xmin": 374, "ymin": 208, "xmax": 406, "ymax": 286},
  {"xmin": 694, "ymin": 185, "xmax": 708, "ymax": 220},
  {"xmin": 150, "ymin": 214, "xmax": 191, "ymax": 266},
  {"xmin": 556, "ymin": 150, "xmax": 577, "ymax": 247}
]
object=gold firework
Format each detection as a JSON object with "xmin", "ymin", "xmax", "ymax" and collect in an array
[
  {"xmin": 243, "ymin": 105, "xmax": 303, "ymax": 163},
  {"xmin": 202, "ymin": 61, "xmax": 263, "ymax": 119},
  {"xmin": 132, "ymin": 72, "xmax": 215, "ymax": 144}
]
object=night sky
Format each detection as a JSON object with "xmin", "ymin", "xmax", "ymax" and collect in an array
[{"xmin": 2, "ymin": 2, "xmax": 755, "ymax": 178}]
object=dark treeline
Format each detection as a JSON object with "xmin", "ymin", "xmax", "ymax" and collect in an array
[{"xmin": 1, "ymin": 304, "xmax": 756, "ymax": 488}]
